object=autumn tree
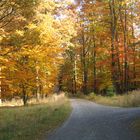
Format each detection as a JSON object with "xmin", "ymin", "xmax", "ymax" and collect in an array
[
  {"xmin": 60, "ymin": 0, "xmax": 140, "ymax": 95},
  {"xmin": 0, "ymin": 0, "xmax": 77, "ymax": 105}
]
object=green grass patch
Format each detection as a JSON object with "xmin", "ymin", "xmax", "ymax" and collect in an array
[
  {"xmin": 0, "ymin": 98, "xmax": 72, "ymax": 140},
  {"xmin": 132, "ymin": 119, "xmax": 140, "ymax": 136}
]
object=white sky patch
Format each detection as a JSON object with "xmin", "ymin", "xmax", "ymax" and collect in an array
[
  {"xmin": 134, "ymin": 23, "xmax": 140, "ymax": 37},
  {"xmin": 69, "ymin": 0, "xmax": 75, "ymax": 3}
]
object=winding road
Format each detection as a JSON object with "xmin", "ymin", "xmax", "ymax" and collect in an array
[{"xmin": 47, "ymin": 99, "xmax": 140, "ymax": 140}]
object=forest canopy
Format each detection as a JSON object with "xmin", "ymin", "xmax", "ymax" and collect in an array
[{"xmin": 0, "ymin": 0, "xmax": 140, "ymax": 105}]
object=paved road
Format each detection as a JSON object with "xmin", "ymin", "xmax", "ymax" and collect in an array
[{"xmin": 46, "ymin": 99, "xmax": 140, "ymax": 140}]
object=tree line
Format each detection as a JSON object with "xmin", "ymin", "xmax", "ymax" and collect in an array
[
  {"xmin": 0, "ymin": 0, "xmax": 76, "ymax": 105},
  {"xmin": 59, "ymin": 0, "xmax": 140, "ymax": 95},
  {"xmin": 0, "ymin": 0, "xmax": 140, "ymax": 105}
]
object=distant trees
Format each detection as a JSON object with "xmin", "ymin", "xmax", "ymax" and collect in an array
[
  {"xmin": 60, "ymin": 0, "xmax": 140, "ymax": 95},
  {"xmin": 0, "ymin": 0, "xmax": 76, "ymax": 105},
  {"xmin": 0, "ymin": 0, "xmax": 140, "ymax": 104}
]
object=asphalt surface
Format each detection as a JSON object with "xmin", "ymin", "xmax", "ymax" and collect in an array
[{"xmin": 46, "ymin": 99, "xmax": 140, "ymax": 140}]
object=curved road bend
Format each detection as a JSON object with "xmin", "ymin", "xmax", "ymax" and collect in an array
[{"xmin": 46, "ymin": 99, "xmax": 140, "ymax": 140}]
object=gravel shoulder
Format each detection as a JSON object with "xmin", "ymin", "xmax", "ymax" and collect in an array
[{"xmin": 46, "ymin": 99, "xmax": 140, "ymax": 140}]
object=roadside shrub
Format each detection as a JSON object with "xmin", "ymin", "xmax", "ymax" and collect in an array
[
  {"xmin": 106, "ymin": 85, "xmax": 116, "ymax": 97},
  {"xmin": 87, "ymin": 92, "xmax": 96, "ymax": 100}
]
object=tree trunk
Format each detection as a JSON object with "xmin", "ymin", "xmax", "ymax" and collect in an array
[
  {"xmin": 36, "ymin": 63, "xmax": 40, "ymax": 102},
  {"xmin": 58, "ymin": 74, "xmax": 63, "ymax": 92},
  {"xmin": 123, "ymin": 4, "xmax": 128, "ymax": 93},
  {"xmin": 0, "ymin": 45, "xmax": 2, "ymax": 104},
  {"xmin": 115, "ymin": 24, "xmax": 123, "ymax": 93},
  {"xmin": 109, "ymin": 0, "xmax": 117, "ymax": 92},
  {"xmin": 73, "ymin": 57, "xmax": 77, "ymax": 94},
  {"xmin": 22, "ymin": 84, "xmax": 28, "ymax": 106},
  {"xmin": 131, "ymin": 8, "xmax": 136, "ymax": 89},
  {"xmin": 82, "ymin": 32, "xmax": 88, "ymax": 95},
  {"xmin": 93, "ymin": 32, "xmax": 97, "ymax": 93}
]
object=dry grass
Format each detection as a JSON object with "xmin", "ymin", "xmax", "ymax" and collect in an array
[
  {"xmin": 71, "ymin": 90, "xmax": 140, "ymax": 107},
  {"xmin": 0, "ymin": 96, "xmax": 72, "ymax": 140},
  {"xmin": 0, "ymin": 93, "xmax": 66, "ymax": 107},
  {"xmin": 87, "ymin": 90, "xmax": 140, "ymax": 107},
  {"xmin": 93, "ymin": 90, "xmax": 140, "ymax": 107}
]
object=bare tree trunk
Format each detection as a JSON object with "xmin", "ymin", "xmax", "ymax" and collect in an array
[
  {"xmin": 123, "ymin": 4, "xmax": 128, "ymax": 93},
  {"xmin": 0, "ymin": 67, "xmax": 2, "ymax": 104},
  {"xmin": 0, "ymin": 45, "xmax": 2, "ymax": 104},
  {"xmin": 22, "ymin": 84, "xmax": 28, "ymax": 106},
  {"xmin": 131, "ymin": 7, "xmax": 136, "ymax": 89},
  {"xmin": 93, "ymin": 32, "xmax": 97, "ymax": 93},
  {"xmin": 82, "ymin": 33, "xmax": 88, "ymax": 95},
  {"xmin": 73, "ymin": 57, "xmax": 77, "ymax": 94},
  {"xmin": 58, "ymin": 74, "xmax": 63, "ymax": 92},
  {"xmin": 36, "ymin": 63, "xmax": 40, "ymax": 102},
  {"xmin": 115, "ymin": 29, "xmax": 123, "ymax": 93},
  {"xmin": 119, "ymin": 3, "xmax": 128, "ymax": 93},
  {"xmin": 109, "ymin": 0, "xmax": 117, "ymax": 92}
]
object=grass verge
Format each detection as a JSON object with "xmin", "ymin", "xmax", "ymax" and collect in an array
[
  {"xmin": 71, "ymin": 90, "xmax": 140, "ymax": 107},
  {"xmin": 0, "ymin": 97, "xmax": 72, "ymax": 140},
  {"xmin": 90, "ymin": 90, "xmax": 140, "ymax": 107},
  {"xmin": 132, "ymin": 119, "xmax": 140, "ymax": 137}
]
